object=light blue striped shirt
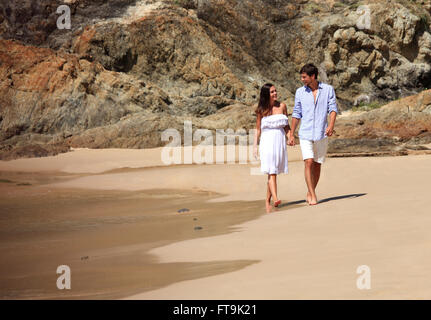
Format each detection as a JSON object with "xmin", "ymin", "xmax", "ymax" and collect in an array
[{"xmin": 292, "ymin": 82, "xmax": 338, "ymax": 141}]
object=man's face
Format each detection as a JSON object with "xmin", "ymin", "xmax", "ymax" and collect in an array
[{"xmin": 300, "ymin": 72, "xmax": 315, "ymax": 87}]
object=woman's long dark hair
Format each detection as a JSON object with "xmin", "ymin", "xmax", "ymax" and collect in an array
[{"xmin": 255, "ymin": 83, "xmax": 274, "ymax": 117}]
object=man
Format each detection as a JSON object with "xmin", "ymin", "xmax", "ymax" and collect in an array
[{"xmin": 288, "ymin": 63, "xmax": 338, "ymax": 205}]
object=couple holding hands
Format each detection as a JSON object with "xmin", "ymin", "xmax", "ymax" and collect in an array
[{"xmin": 253, "ymin": 64, "xmax": 338, "ymax": 212}]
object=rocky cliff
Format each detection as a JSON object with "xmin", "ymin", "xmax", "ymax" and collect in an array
[
  {"xmin": 331, "ymin": 88, "xmax": 431, "ymax": 155},
  {"xmin": 1, "ymin": 0, "xmax": 431, "ymax": 160}
]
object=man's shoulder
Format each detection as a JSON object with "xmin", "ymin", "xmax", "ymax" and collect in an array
[
  {"xmin": 320, "ymin": 82, "xmax": 335, "ymax": 91},
  {"xmin": 295, "ymin": 86, "xmax": 306, "ymax": 95}
]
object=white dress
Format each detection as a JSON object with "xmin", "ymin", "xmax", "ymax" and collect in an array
[{"xmin": 259, "ymin": 114, "xmax": 289, "ymax": 174}]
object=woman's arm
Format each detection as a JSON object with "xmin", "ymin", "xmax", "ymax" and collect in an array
[
  {"xmin": 282, "ymin": 103, "xmax": 291, "ymax": 136},
  {"xmin": 253, "ymin": 113, "xmax": 261, "ymax": 158}
]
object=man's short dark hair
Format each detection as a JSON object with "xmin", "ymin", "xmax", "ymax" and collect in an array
[{"xmin": 300, "ymin": 63, "xmax": 318, "ymax": 79}]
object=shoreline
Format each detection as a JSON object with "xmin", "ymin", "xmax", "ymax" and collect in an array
[{"xmin": 1, "ymin": 144, "xmax": 430, "ymax": 174}]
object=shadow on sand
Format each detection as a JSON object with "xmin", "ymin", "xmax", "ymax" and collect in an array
[{"xmin": 278, "ymin": 193, "xmax": 367, "ymax": 208}]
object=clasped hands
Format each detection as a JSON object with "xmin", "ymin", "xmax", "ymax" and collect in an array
[{"xmin": 286, "ymin": 132, "xmax": 295, "ymax": 146}]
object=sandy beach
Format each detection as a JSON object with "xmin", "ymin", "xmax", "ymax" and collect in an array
[{"xmin": 1, "ymin": 146, "xmax": 431, "ymax": 299}]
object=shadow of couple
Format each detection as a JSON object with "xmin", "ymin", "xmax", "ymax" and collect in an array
[{"xmin": 275, "ymin": 193, "xmax": 367, "ymax": 209}]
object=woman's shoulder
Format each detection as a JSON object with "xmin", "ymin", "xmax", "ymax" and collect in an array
[
  {"xmin": 279, "ymin": 102, "xmax": 288, "ymax": 113},
  {"xmin": 272, "ymin": 101, "xmax": 286, "ymax": 110}
]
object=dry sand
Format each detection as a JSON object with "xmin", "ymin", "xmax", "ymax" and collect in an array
[{"xmin": 1, "ymin": 146, "xmax": 430, "ymax": 299}]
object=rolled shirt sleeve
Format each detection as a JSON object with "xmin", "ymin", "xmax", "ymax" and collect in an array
[
  {"xmin": 292, "ymin": 89, "xmax": 302, "ymax": 119},
  {"xmin": 328, "ymin": 86, "xmax": 338, "ymax": 114}
]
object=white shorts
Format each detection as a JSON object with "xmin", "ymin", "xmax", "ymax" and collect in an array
[{"xmin": 299, "ymin": 137, "xmax": 328, "ymax": 164}]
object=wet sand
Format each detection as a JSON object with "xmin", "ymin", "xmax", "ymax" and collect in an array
[
  {"xmin": 1, "ymin": 146, "xmax": 431, "ymax": 299},
  {"xmin": 0, "ymin": 174, "xmax": 265, "ymax": 299}
]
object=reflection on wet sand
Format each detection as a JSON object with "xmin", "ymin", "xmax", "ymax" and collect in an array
[{"xmin": 0, "ymin": 171, "xmax": 265, "ymax": 299}]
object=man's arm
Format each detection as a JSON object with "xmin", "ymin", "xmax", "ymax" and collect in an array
[
  {"xmin": 289, "ymin": 118, "xmax": 300, "ymax": 145},
  {"xmin": 326, "ymin": 86, "xmax": 338, "ymax": 137},
  {"xmin": 289, "ymin": 92, "xmax": 302, "ymax": 146},
  {"xmin": 326, "ymin": 111, "xmax": 336, "ymax": 136},
  {"xmin": 290, "ymin": 117, "xmax": 299, "ymax": 134}
]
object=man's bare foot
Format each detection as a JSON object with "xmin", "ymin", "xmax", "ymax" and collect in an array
[
  {"xmin": 309, "ymin": 196, "xmax": 318, "ymax": 205},
  {"xmin": 306, "ymin": 192, "xmax": 312, "ymax": 204},
  {"xmin": 265, "ymin": 200, "xmax": 273, "ymax": 213}
]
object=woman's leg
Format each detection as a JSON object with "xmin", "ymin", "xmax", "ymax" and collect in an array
[
  {"xmin": 265, "ymin": 175, "xmax": 274, "ymax": 212},
  {"xmin": 266, "ymin": 175, "xmax": 272, "ymax": 202},
  {"xmin": 268, "ymin": 174, "xmax": 279, "ymax": 204}
]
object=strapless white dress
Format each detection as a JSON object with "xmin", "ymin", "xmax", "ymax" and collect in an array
[{"xmin": 259, "ymin": 114, "xmax": 289, "ymax": 174}]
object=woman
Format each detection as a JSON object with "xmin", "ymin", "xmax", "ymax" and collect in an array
[{"xmin": 253, "ymin": 83, "xmax": 291, "ymax": 213}]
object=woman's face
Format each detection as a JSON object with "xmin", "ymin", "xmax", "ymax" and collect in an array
[{"xmin": 269, "ymin": 86, "xmax": 277, "ymax": 104}]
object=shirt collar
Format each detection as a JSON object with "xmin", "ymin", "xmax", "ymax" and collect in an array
[{"xmin": 304, "ymin": 81, "xmax": 323, "ymax": 91}]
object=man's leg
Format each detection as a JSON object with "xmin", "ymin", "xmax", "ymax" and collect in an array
[
  {"xmin": 300, "ymin": 139, "xmax": 317, "ymax": 205},
  {"xmin": 312, "ymin": 161, "xmax": 321, "ymax": 189},
  {"xmin": 310, "ymin": 137, "xmax": 327, "ymax": 197},
  {"xmin": 304, "ymin": 159, "xmax": 317, "ymax": 205}
]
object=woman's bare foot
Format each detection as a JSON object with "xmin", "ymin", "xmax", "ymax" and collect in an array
[
  {"xmin": 265, "ymin": 200, "xmax": 273, "ymax": 213},
  {"xmin": 274, "ymin": 199, "xmax": 281, "ymax": 207}
]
